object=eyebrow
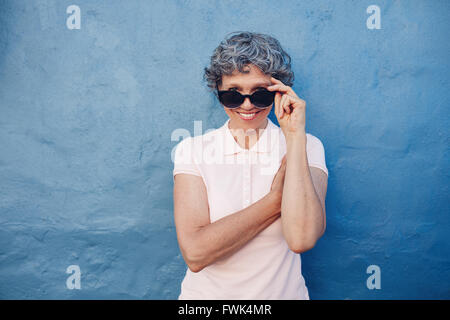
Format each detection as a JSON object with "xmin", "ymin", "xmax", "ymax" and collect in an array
[{"xmin": 224, "ymin": 81, "xmax": 271, "ymax": 90}]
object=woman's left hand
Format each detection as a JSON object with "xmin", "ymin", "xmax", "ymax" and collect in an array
[{"xmin": 267, "ymin": 76, "xmax": 306, "ymax": 136}]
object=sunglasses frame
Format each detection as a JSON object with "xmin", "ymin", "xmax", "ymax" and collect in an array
[{"xmin": 216, "ymin": 87, "xmax": 276, "ymax": 109}]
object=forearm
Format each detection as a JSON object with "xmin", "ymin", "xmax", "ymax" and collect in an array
[
  {"xmin": 282, "ymin": 132, "xmax": 324, "ymax": 251},
  {"xmin": 188, "ymin": 191, "xmax": 281, "ymax": 272}
]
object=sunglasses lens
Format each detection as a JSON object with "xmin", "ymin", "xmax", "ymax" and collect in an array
[
  {"xmin": 251, "ymin": 90, "xmax": 275, "ymax": 108},
  {"xmin": 218, "ymin": 91, "xmax": 243, "ymax": 109},
  {"xmin": 218, "ymin": 89, "xmax": 275, "ymax": 109}
]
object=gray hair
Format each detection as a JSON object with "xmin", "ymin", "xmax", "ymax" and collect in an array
[{"xmin": 204, "ymin": 31, "xmax": 294, "ymax": 96}]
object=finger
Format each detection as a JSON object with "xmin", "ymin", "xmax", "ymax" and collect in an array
[
  {"xmin": 280, "ymin": 94, "xmax": 290, "ymax": 116},
  {"xmin": 284, "ymin": 95, "xmax": 293, "ymax": 114},
  {"xmin": 267, "ymin": 84, "xmax": 289, "ymax": 97},
  {"xmin": 267, "ymin": 84, "xmax": 288, "ymax": 92},
  {"xmin": 279, "ymin": 94, "xmax": 285, "ymax": 119},
  {"xmin": 267, "ymin": 82, "xmax": 300, "ymax": 99},
  {"xmin": 267, "ymin": 84, "xmax": 299, "ymax": 98},
  {"xmin": 286, "ymin": 94, "xmax": 305, "ymax": 113},
  {"xmin": 270, "ymin": 76, "xmax": 285, "ymax": 86},
  {"xmin": 268, "ymin": 77, "xmax": 289, "ymax": 93},
  {"xmin": 274, "ymin": 92, "xmax": 282, "ymax": 119},
  {"xmin": 280, "ymin": 95, "xmax": 286, "ymax": 118},
  {"xmin": 285, "ymin": 94, "xmax": 292, "ymax": 116},
  {"xmin": 290, "ymin": 95, "xmax": 306, "ymax": 109}
]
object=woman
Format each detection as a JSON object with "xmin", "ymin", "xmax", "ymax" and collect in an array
[{"xmin": 173, "ymin": 31, "xmax": 328, "ymax": 299}]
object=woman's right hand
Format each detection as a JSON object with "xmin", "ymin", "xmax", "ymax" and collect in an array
[{"xmin": 270, "ymin": 154, "xmax": 287, "ymax": 207}]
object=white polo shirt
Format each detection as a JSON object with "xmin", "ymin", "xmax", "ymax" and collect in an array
[{"xmin": 172, "ymin": 117, "xmax": 328, "ymax": 300}]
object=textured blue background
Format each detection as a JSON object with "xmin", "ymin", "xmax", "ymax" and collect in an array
[{"xmin": 0, "ymin": 0, "xmax": 449, "ymax": 299}]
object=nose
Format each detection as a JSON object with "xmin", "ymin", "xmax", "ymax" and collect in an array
[{"xmin": 241, "ymin": 97, "xmax": 254, "ymax": 109}]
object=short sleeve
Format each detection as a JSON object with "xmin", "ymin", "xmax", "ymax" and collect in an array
[
  {"xmin": 172, "ymin": 136, "xmax": 202, "ymax": 181},
  {"xmin": 306, "ymin": 134, "xmax": 328, "ymax": 176}
]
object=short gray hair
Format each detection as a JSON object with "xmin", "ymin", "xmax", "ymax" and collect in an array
[{"xmin": 204, "ymin": 31, "xmax": 294, "ymax": 96}]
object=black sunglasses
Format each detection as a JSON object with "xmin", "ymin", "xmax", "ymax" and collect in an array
[{"xmin": 217, "ymin": 88, "xmax": 275, "ymax": 109}]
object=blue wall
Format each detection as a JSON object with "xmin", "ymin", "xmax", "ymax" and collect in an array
[{"xmin": 0, "ymin": 0, "xmax": 448, "ymax": 299}]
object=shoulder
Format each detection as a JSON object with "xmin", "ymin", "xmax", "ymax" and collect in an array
[
  {"xmin": 305, "ymin": 133, "xmax": 328, "ymax": 176},
  {"xmin": 174, "ymin": 135, "xmax": 194, "ymax": 153},
  {"xmin": 306, "ymin": 133, "xmax": 326, "ymax": 151},
  {"xmin": 174, "ymin": 126, "xmax": 223, "ymax": 154}
]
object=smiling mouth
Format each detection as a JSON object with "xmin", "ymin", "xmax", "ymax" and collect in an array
[{"xmin": 235, "ymin": 110, "xmax": 261, "ymax": 119}]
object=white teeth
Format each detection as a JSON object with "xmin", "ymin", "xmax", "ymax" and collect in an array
[{"xmin": 238, "ymin": 112, "xmax": 256, "ymax": 118}]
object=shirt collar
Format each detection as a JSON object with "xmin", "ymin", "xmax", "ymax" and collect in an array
[{"xmin": 220, "ymin": 117, "xmax": 280, "ymax": 155}]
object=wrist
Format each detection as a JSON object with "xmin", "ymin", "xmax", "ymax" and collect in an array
[
  {"xmin": 283, "ymin": 126, "xmax": 306, "ymax": 141},
  {"xmin": 285, "ymin": 131, "xmax": 307, "ymax": 151},
  {"xmin": 285, "ymin": 130, "xmax": 306, "ymax": 141}
]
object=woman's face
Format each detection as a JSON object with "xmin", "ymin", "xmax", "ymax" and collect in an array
[{"xmin": 218, "ymin": 64, "xmax": 273, "ymax": 131}]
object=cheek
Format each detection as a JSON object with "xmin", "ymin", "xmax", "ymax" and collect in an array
[
  {"xmin": 224, "ymin": 107, "xmax": 235, "ymax": 118},
  {"xmin": 261, "ymin": 105, "xmax": 273, "ymax": 116}
]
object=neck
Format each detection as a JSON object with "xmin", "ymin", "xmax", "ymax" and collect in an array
[{"xmin": 228, "ymin": 118, "xmax": 268, "ymax": 150}]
